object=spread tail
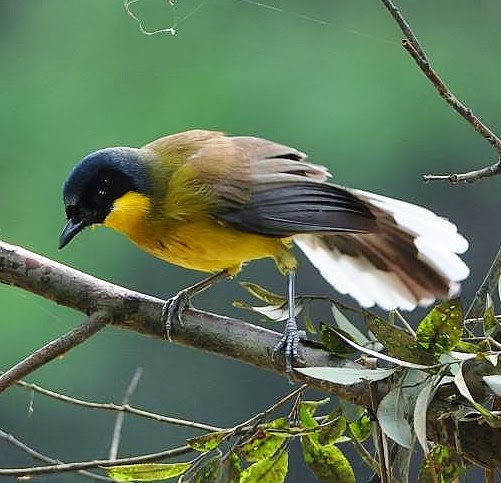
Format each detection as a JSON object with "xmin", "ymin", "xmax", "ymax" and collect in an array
[{"xmin": 294, "ymin": 189, "xmax": 469, "ymax": 311}]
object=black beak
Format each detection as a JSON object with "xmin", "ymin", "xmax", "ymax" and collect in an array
[{"xmin": 58, "ymin": 219, "xmax": 86, "ymax": 249}]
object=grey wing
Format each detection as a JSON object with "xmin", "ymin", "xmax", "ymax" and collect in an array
[{"xmin": 214, "ymin": 136, "xmax": 378, "ymax": 237}]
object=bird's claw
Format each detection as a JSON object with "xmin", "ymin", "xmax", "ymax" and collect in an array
[
  {"xmin": 272, "ymin": 318, "xmax": 307, "ymax": 373},
  {"xmin": 161, "ymin": 289, "xmax": 192, "ymax": 341}
]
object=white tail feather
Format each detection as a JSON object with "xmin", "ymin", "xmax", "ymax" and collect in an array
[
  {"xmin": 294, "ymin": 191, "xmax": 469, "ymax": 311},
  {"xmin": 353, "ymin": 189, "xmax": 469, "ymax": 254}
]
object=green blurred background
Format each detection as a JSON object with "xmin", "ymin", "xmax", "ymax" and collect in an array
[{"xmin": 0, "ymin": 0, "xmax": 500, "ymax": 481}]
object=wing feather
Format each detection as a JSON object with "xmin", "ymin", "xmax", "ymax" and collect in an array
[{"xmin": 211, "ymin": 136, "xmax": 377, "ymax": 236}]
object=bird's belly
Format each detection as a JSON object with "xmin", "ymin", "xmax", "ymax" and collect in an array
[{"xmin": 137, "ymin": 218, "xmax": 290, "ymax": 274}]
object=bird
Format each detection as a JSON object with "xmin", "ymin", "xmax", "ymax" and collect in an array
[{"xmin": 59, "ymin": 129, "xmax": 469, "ymax": 371}]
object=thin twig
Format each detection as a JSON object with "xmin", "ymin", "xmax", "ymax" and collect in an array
[
  {"xmin": 380, "ymin": 0, "xmax": 501, "ymax": 182},
  {"xmin": 488, "ymin": 338, "xmax": 501, "ymax": 351},
  {"xmin": 231, "ymin": 384, "xmax": 309, "ymax": 457},
  {"xmin": 0, "ymin": 311, "xmax": 109, "ymax": 394},
  {"xmin": 379, "ymin": 0, "xmax": 426, "ymax": 60},
  {"xmin": 466, "ymin": 243, "xmax": 501, "ymax": 319},
  {"xmin": 9, "ymin": 376, "xmax": 223, "ymax": 433},
  {"xmin": 0, "ymin": 429, "xmax": 111, "ymax": 481},
  {"xmin": 391, "ymin": 310, "xmax": 416, "ymax": 338},
  {"xmin": 401, "ymin": 39, "xmax": 501, "ymax": 157},
  {"xmin": 465, "ymin": 315, "xmax": 501, "ymax": 325},
  {"xmin": 109, "ymin": 367, "xmax": 144, "ymax": 460},
  {"xmin": 0, "ymin": 444, "xmax": 194, "ymax": 477},
  {"xmin": 1, "ymin": 383, "xmax": 309, "ymax": 480},
  {"xmin": 0, "ymin": 385, "xmax": 308, "ymax": 478},
  {"xmin": 227, "ymin": 384, "xmax": 310, "ymax": 456},
  {"xmin": 261, "ymin": 383, "xmax": 309, "ymax": 419},
  {"xmin": 423, "ymin": 158, "xmax": 501, "ymax": 184},
  {"xmin": 369, "ymin": 380, "xmax": 390, "ymax": 483},
  {"xmin": 232, "ymin": 383, "xmax": 309, "ymax": 436}
]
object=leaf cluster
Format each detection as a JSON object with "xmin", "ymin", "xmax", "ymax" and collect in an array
[
  {"xmin": 238, "ymin": 282, "xmax": 501, "ymax": 481},
  {"xmin": 107, "ymin": 395, "xmax": 367, "ymax": 483}
]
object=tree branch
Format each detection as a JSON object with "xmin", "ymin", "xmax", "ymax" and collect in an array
[
  {"xmin": 0, "ymin": 310, "xmax": 109, "ymax": 393},
  {"xmin": 0, "ymin": 443, "xmax": 194, "ymax": 477},
  {"xmin": 0, "ymin": 240, "xmax": 366, "ymax": 402},
  {"xmin": 10, "ymin": 375, "xmax": 223, "ymax": 432},
  {"xmin": 109, "ymin": 367, "xmax": 143, "ymax": 460},
  {"xmin": 2, "ymin": 239, "xmax": 501, "ymax": 468},
  {"xmin": 380, "ymin": 0, "xmax": 501, "ymax": 182},
  {"xmin": 0, "ymin": 429, "xmax": 112, "ymax": 481}
]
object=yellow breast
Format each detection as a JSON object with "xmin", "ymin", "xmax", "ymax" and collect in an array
[{"xmin": 103, "ymin": 191, "xmax": 296, "ymax": 275}]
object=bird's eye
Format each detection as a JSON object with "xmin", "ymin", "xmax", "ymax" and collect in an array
[
  {"xmin": 97, "ymin": 178, "xmax": 110, "ymax": 196},
  {"xmin": 66, "ymin": 205, "xmax": 77, "ymax": 219}
]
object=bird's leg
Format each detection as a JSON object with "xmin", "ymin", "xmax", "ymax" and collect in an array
[
  {"xmin": 272, "ymin": 270, "xmax": 306, "ymax": 373},
  {"xmin": 162, "ymin": 270, "xmax": 229, "ymax": 341}
]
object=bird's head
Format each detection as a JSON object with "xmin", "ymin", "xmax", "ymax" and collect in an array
[{"xmin": 59, "ymin": 147, "xmax": 152, "ymax": 249}]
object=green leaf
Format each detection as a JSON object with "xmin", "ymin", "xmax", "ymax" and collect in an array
[
  {"xmin": 239, "ymin": 448, "xmax": 288, "ymax": 483},
  {"xmin": 453, "ymin": 340, "xmax": 481, "ymax": 353},
  {"xmin": 378, "ymin": 369, "xmax": 429, "ymax": 449},
  {"xmin": 368, "ymin": 316, "xmax": 414, "ymax": 346},
  {"xmin": 331, "ymin": 305, "xmax": 370, "ymax": 345},
  {"xmin": 300, "ymin": 398, "xmax": 330, "ymax": 416},
  {"xmin": 319, "ymin": 323, "xmax": 356, "ymax": 355},
  {"xmin": 302, "ymin": 435, "xmax": 355, "ymax": 483},
  {"xmin": 377, "ymin": 386, "xmax": 412, "ymax": 448},
  {"xmin": 347, "ymin": 411, "xmax": 372, "ymax": 442},
  {"xmin": 339, "ymin": 400, "xmax": 361, "ymax": 422},
  {"xmin": 232, "ymin": 299, "xmax": 252, "ymax": 310},
  {"xmin": 416, "ymin": 300, "xmax": 464, "ymax": 355},
  {"xmin": 298, "ymin": 399, "xmax": 331, "ymax": 431},
  {"xmin": 265, "ymin": 427, "xmax": 317, "ymax": 438},
  {"xmin": 318, "ymin": 329, "xmax": 438, "ymax": 369},
  {"xmin": 417, "ymin": 444, "xmax": 465, "ymax": 483},
  {"xmin": 299, "ymin": 400, "xmax": 321, "ymax": 429},
  {"xmin": 483, "ymin": 375, "xmax": 501, "ymax": 396},
  {"xmin": 454, "ymin": 361, "xmax": 501, "ymax": 427},
  {"xmin": 392, "ymin": 445, "xmax": 415, "ymax": 483},
  {"xmin": 304, "ymin": 312, "xmax": 317, "ymax": 334},
  {"xmin": 368, "ymin": 317, "xmax": 435, "ymax": 365},
  {"xmin": 453, "ymin": 360, "xmax": 477, "ymax": 402},
  {"xmin": 227, "ymin": 453, "xmax": 242, "ymax": 483},
  {"xmin": 253, "ymin": 301, "xmax": 302, "ymax": 322},
  {"xmin": 186, "ymin": 430, "xmax": 229, "ymax": 452},
  {"xmin": 295, "ymin": 366, "xmax": 398, "ymax": 386},
  {"xmin": 483, "ymin": 293, "xmax": 497, "ymax": 336},
  {"xmin": 237, "ymin": 418, "xmax": 289, "ymax": 463},
  {"xmin": 186, "ymin": 430, "xmax": 229, "ymax": 453},
  {"xmin": 107, "ymin": 463, "xmax": 190, "ymax": 482},
  {"xmin": 318, "ymin": 408, "xmax": 347, "ymax": 445},
  {"xmin": 232, "ymin": 299, "xmax": 302, "ymax": 321},
  {"xmin": 414, "ymin": 378, "xmax": 439, "ymax": 455},
  {"xmin": 239, "ymin": 282, "xmax": 286, "ymax": 305},
  {"xmin": 183, "ymin": 451, "xmax": 222, "ymax": 483}
]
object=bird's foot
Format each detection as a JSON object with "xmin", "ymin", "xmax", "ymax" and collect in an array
[
  {"xmin": 272, "ymin": 318, "xmax": 307, "ymax": 374},
  {"xmin": 160, "ymin": 271, "xmax": 230, "ymax": 342},
  {"xmin": 161, "ymin": 288, "xmax": 192, "ymax": 341}
]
